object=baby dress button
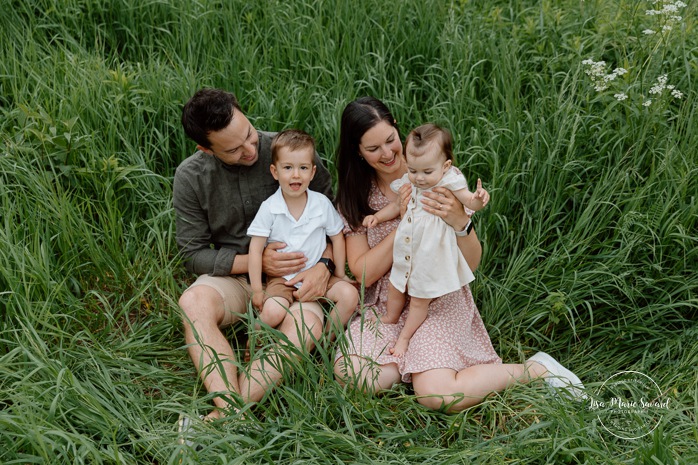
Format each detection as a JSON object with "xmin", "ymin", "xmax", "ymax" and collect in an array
[
  {"xmin": 405, "ymin": 256, "xmax": 410, "ymax": 261},
  {"xmin": 405, "ymin": 272, "xmax": 409, "ymax": 278},
  {"xmin": 405, "ymin": 237, "xmax": 410, "ymax": 243}
]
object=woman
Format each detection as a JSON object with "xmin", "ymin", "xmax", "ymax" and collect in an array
[{"xmin": 333, "ymin": 97, "xmax": 584, "ymax": 412}]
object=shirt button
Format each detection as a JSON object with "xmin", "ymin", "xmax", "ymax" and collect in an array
[
  {"xmin": 407, "ymin": 216, "xmax": 412, "ymax": 223},
  {"xmin": 405, "ymin": 237, "xmax": 410, "ymax": 243}
]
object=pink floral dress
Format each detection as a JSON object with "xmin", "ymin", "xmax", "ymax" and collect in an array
[{"xmin": 335, "ymin": 182, "xmax": 501, "ymax": 383}]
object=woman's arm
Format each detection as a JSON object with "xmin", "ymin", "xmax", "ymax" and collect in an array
[
  {"xmin": 422, "ymin": 187, "xmax": 483, "ymax": 272},
  {"xmin": 455, "ymin": 224, "xmax": 482, "ymax": 271},
  {"xmin": 346, "ymin": 228, "xmax": 398, "ymax": 287}
]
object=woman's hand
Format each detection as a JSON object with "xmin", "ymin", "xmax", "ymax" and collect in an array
[{"xmin": 422, "ymin": 187, "xmax": 470, "ymax": 231}]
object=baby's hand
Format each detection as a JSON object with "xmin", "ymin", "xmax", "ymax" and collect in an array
[
  {"xmin": 362, "ymin": 215, "xmax": 379, "ymax": 228},
  {"xmin": 471, "ymin": 178, "xmax": 490, "ymax": 211}
]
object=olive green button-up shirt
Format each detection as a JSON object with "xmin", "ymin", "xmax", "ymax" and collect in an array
[{"xmin": 173, "ymin": 130, "xmax": 333, "ymax": 276}]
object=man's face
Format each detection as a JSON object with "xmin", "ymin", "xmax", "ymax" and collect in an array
[{"xmin": 200, "ymin": 109, "xmax": 259, "ymax": 166}]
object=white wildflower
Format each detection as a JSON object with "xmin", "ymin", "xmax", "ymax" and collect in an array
[
  {"xmin": 662, "ymin": 25, "xmax": 673, "ymax": 32},
  {"xmin": 614, "ymin": 93, "xmax": 628, "ymax": 101},
  {"xmin": 643, "ymin": 100, "xmax": 652, "ymax": 107},
  {"xmin": 671, "ymin": 89, "xmax": 683, "ymax": 99},
  {"xmin": 643, "ymin": 29, "xmax": 656, "ymax": 35},
  {"xmin": 613, "ymin": 68, "xmax": 628, "ymax": 76}
]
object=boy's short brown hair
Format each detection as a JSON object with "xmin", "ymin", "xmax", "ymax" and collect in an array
[{"xmin": 271, "ymin": 129, "xmax": 316, "ymax": 164}]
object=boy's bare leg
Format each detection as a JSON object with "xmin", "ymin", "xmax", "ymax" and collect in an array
[
  {"xmin": 246, "ymin": 296, "xmax": 291, "ymax": 363},
  {"xmin": 391, "ymin": 296, "xmax": 430, "ymax": 356},
  {"xmin": 324, "ymin": 281, "xmax": 359, "ymax": 340},
  {"xmin": 259, "ymin": 297, "xmax": 290, "ymax": 328}
]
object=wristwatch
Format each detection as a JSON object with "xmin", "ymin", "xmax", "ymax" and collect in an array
[
  {"xmin": 318, "ymin": 258, "xmax": 336, "ymax": 275},
  {"xmin": 455, "ymin": 220, "xmax": 474, "ymax": 236}
]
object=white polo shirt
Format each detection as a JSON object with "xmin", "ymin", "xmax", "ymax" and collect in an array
[{"xmin": 247, "ymin": 188, "xmax": 343, "ymax": 286}]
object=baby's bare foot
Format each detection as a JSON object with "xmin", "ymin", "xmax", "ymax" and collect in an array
[{"xmin": 389, "ymin": 338, "xmax": 409, "ymax": 356}]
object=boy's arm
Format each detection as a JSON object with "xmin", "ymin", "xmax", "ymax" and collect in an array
[
  {"xmin": 248, "ymin": 236, "xmax": 268, "ymax": 309},
  {"xmin": 328, "ymin": 233, "xmax": 349, "ymax": 280}
]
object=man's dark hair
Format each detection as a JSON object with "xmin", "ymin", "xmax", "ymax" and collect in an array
[{"xmin": 181, "ymin": 88, "xmax": 242, "ymax": 149}]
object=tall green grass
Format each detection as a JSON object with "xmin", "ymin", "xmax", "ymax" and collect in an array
[{"xmin": 1, "ymin": 0, "xmax": 696, "ymax": 463}]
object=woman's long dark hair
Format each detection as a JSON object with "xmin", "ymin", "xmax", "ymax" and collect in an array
[{"xmin": 334, "ymin": 97, "xmax": 400, "ymax": 229}]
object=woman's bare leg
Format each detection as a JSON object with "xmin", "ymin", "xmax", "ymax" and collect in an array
[
  {"xmin": 334, "ymin": 355, "xmax": 401, "ymax": 394},
  {"xmin": 412, "ymin": 362, "xmax": 547, "ymax": 412}
]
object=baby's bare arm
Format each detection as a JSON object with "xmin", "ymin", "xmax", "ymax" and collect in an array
[
  {"xmin": 452, "ymin": 178, "xmax": 489, "ymax": 212},
  {"xmin": 369, "ymin": 201, "xmax": 400, "ymax": 226}
]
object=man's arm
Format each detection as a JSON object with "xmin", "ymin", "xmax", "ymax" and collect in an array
[
  {"xmin": 286, "ymin": 242, "xmax": 333, "ymax": 301},
  {"xmin": 173, "ymin": 169, "xmax": 237, "ymax": 276}
]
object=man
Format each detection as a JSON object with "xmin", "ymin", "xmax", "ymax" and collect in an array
[{"xmin": 174, "ymin": 88, "xmax": 335, "ymax": 421}]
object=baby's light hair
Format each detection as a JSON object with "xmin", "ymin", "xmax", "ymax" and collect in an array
[
  {"xmin": 271, "ymin": 129, "xmax": 316, "ymax": 164},
  {"xmin": 405, "ymin": 123, "xmax": 454, "ymax": 162}
]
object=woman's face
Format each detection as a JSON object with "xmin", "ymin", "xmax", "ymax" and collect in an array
[{"xmin": 358, "ymin": 121, "xmax": 404, "ymax": 177}]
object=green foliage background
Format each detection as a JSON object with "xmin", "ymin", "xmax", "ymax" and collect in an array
[{"xmin": 0, "ymin": 0, "xmax": 696, "ymax": 463}]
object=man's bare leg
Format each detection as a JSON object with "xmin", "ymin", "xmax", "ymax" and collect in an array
[
  {"xmin": 179, "ymin": 285, "xmax": 244, "ymax": 420},
  {"xmin": 238, "ymin": 301, "xmax": 324, "ymax": 403}
]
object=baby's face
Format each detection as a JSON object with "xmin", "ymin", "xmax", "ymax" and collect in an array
[{"xmin": 405, "ymin": 142, "xmax": 450, "ymax": 189}]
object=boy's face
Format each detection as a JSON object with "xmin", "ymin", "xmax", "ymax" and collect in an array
[
  {"xmin": 270, "ymin": 146, "xmax": 316, "ymax": 199},
  {"xmin": 406, "ymin": 141, "xmax": 451, "ymax": 189}
]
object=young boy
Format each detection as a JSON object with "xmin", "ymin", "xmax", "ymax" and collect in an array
[{"xmin": 247, "ymin": 129, "xmax": 358, "ymax": 337}]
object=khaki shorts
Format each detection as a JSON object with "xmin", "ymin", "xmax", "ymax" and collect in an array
[
  {"xmin": 188, "ymin": 274, "xmax": 324, "ymax": 323},
  {"xmin": 264, "ymin": 275, "xmax": 344, "ymax": 313}
]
